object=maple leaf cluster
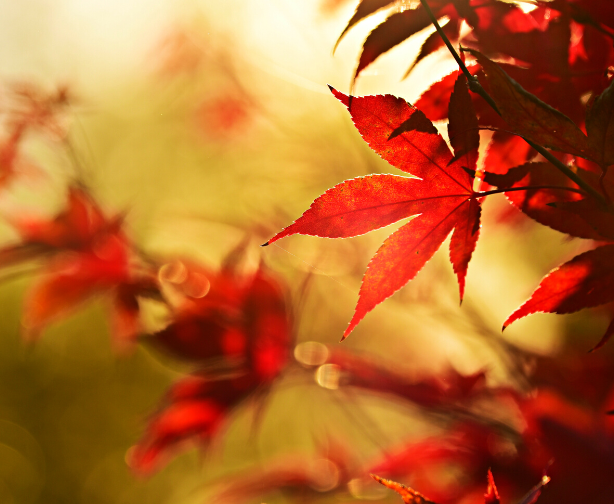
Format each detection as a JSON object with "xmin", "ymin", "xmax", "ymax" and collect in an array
[{"xmin": 266, "ymin": 0, "xmax": 614, "ymax": 349}]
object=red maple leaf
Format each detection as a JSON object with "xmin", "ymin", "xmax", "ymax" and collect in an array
[
  {"xmin": 265, "ymin": 75, "xmax": 481, "ymax": 339},
  {"xmin": 503, "ymin": 244, "xmax": 614, "ymax": 351},
  {"xmin": 334, "ymin": 0, "xmax": 478, "ymax": 81}
]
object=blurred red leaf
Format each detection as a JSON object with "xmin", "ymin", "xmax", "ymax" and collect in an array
[
  {"xmin": 128, "ymin": 390, "xmax": 228, "ymax": 473},
  {"xmin": 21, "ymin": 233, "xmax": 134, "ymax": 340},
  {"xmin": 0, "ymin": 187, "xmax": 158, "ymax": 348},
  {"xmin": 520, "ymin": 389, "xmax": 612, "ymax": 504},
  {"xmin": 4, "ymin": 82, "xmax": 71, "ymax": 140},
  {"xmin": 130, "ymin": 371, "xmax": 266, "ymax": 473},
  {"xmin": 194, "ymin": 94, "xmax": 253, "ymax": 142},
  {"xmin": 152, "ymin": 263, "xmax": 290, "ymax": 379},
  {"xmin": 354, "ymin": 8, "xmax": 432, "ymax": 81},
  {"xmin": 327, "ymin": 348, "xmax": 487, "ymax": 407},
  {"xmin": 14, "ymin": 187, "xmax": 119, "ymax": 251}
]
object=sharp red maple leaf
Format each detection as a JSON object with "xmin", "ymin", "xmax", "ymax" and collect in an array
[{"xmin": 265, "ymin": 77, "xmax": 481, "ymax": 339}]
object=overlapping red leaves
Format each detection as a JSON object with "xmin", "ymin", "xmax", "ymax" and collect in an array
[{"xmin": 267, "ymin": 0, "xmax": 614, "ymax": 346}]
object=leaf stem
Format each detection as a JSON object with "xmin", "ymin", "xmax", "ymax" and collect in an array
[
  {"xmin": 419, "ymin": 0, "xmax": 468, "ymax": 78},
  {"xmin": 524, "ymin": 139, "xmax": 608, "ymax": 206},
  {"xmin": 418, "ymin": 0, "xmax": 609, "ymax": 208},
  {"xmin": 477, "ymin": 185, "xmax": 587, "ymax": 197}
]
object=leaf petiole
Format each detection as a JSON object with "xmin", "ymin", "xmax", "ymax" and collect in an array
[{"xmin": 477, "ymin": 185, "xmax": 587, "ymax": 198}]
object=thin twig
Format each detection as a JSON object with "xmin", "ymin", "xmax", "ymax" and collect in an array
[{"xmin": 477, "ymin": 185, "xmax": 586, "ymax": 197}]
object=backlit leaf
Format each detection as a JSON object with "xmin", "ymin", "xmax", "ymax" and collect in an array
[
  {"xmin": 468, "ymin": 49, "xmax": 591, "ymax": 158},
  {"xmin": 266, "ymin": 84, "xmax": 480, "ymax": 338}
]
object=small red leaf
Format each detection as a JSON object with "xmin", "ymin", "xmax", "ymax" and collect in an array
[
  {"xmin": 504, "ymin": 245, "xmax": 614, "ymax": 330},
  {"xmin": 468, "ymin": 49, "xmax": 591, "ymax": 158},
  {"xmin": 355, "ymin": 9, "xmax": 431, "ymax": 81},
  {"xmin": 334, "ymin": 0, "xmax": 395, "ymax": 52}
]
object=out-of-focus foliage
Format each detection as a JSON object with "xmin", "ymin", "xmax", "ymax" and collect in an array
[{"xmin": 0, "ymin": 1, "xmax": 613, "ymax": 504}]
